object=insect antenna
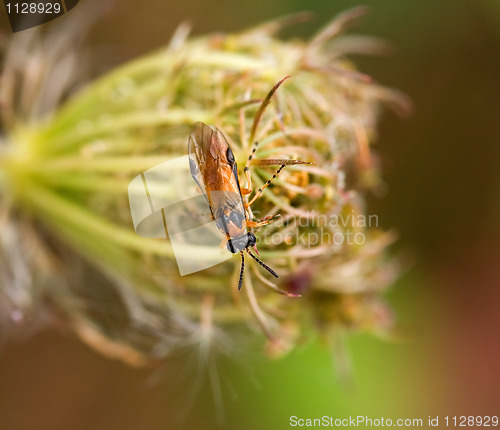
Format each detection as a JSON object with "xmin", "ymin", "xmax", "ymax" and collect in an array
[
  {"xmin": 246, "ymin": 248, "xmax": 279, "ymax": 279},
  {"xmin": 242, "ymin": 76, "xmax": 291, "ymax": 195},
  {"xmin": 246, "ymin": 164, "xmax": 286, "ymax": 207},
  {"xmin": 238, "ymin": 251, "xmax": 245, "ymax": 291}
]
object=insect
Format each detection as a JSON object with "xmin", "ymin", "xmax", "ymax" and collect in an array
[{"xmin": 188, "ymin": 77, "xmax": 309, "ymax": 291}]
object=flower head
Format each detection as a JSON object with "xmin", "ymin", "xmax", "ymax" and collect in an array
[{"xmin": 0, "ymin": 7, "xmax": 409, "ymax": 365}]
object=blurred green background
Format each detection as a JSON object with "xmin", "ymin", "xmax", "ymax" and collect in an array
[{"xmin": 1, "ymin": 0, "xmax": 499, "ymax": 429}]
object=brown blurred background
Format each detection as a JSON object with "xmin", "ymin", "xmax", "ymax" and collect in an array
[{"xmin": 1, "ymin": 0, "xmax": 499, "ymax": 429}]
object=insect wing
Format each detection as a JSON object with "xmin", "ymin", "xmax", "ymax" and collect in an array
[
  {"xmin": 128, "ymin": 154, "xmax": 233, "ymax": 275},
  {"xmin": 187, "ymin": 122, "xmax": 249, "ymax": 254},
  {"xmin": 188, "ymin": 122, "xmax": 212, "ymax": 201},
  {"xmin": 164, "ymin": 193, "xmax": 233, "ymax": 275}
]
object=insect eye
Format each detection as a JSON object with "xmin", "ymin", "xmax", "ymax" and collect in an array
[
  {"xmin": 247, "ymin": 232, "xmax": 256, "ymax": 247},
  {"xmin": 226, "ymin": 147, "xmax": 235, "ymax": 164}
]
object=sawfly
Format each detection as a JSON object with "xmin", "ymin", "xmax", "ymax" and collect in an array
[{"xmin": 188, "ymin": 77, "xmax": 310, "ymax": 291}]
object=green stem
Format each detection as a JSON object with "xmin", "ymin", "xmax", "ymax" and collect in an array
[
  {"xmin": 47, "ymin": 50, "xmax": 176, "ymax": 132},
  {"xmin": 24, "ymin": 184, "xmax": 249, "ymax": 261},
  {"xmin": 33, "ymin": 155, "xmax": 182, "ymax": 173},
  {"xmin": 25, "ymin": 185, "xmax": 175, "ymax": 257}
]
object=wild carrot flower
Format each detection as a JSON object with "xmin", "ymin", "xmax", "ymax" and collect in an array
[{"xmin": 0, "ymin": 7, "xmax": 409, "ymax": 365}]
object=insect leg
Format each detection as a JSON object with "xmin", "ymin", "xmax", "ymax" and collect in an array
[
  {"xmin": 240, "ymin": 147, "xmax": 256, "ymax": 195},
  {"xmin": 246, "ymin": 214, "xmax": 281, "ymax": 229},
  {"xmin": 245, "ymin": 164, "xmax": 286, "ymax": 208}
]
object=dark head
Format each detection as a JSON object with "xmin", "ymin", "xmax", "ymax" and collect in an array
[{"xmin": 226, "ymin": 232, "xmax": 256, "ymax": 254}]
